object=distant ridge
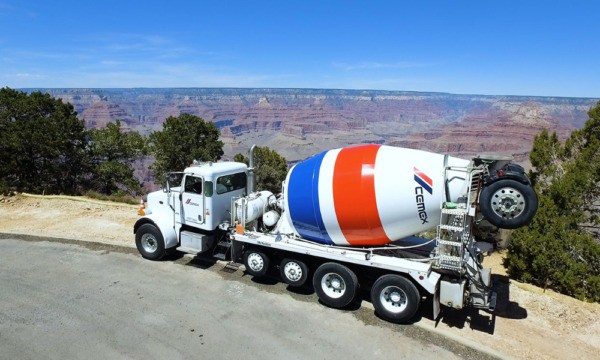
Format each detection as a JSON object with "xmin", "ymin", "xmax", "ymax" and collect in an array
[{"xmin": 21, "ymin": 88, "xmax": 598, "ymax": 164}]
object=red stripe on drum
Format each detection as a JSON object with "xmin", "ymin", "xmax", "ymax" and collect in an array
[{"xmin": 332, "ymin": 144, "xmax": 390, "ymax": 246}]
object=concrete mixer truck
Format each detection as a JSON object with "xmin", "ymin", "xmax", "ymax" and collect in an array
[{"xmin": 134, "ymin": 144, "xmax": 537, "ymax": 323}]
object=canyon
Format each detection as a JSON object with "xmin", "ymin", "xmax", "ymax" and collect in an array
[{"xmin": 30, "ymin": 88, "xmax": 598, "ymax": 165}]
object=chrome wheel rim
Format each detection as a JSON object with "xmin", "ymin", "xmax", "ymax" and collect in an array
[
  {"xmin": 247, "ymin": 253, "xmax": 264, "ymax": 272},
  {"xmin": 379, "ymin": 286, "xmax": 408, "ymax": 313},
  {"xmin": 321, "ymin": 273, "xmax": 345, "ymax": 299},
  {"xmin": 283, "ymin": 261, "xmax": 303, "ymax": 282},
  {"xmin": 141, "ymin": 233, "xmax": 158, "ymax": 253},
  {"xmin": 490, "ymin": 186, "xmax": 525, "ymax": 219}
]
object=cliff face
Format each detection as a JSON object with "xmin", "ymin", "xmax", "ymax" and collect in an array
[{"xmin": 32, "ymin": 88, "xmax": 597, "ymax": 163}]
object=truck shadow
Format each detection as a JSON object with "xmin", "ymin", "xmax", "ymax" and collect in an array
[
  {"xmin": 422, "ymin": 274, "xmax": 527, "ymax": 334},
  {"xmin": 172, "ymin": 252, "xmax": 220, "ymax": 270}
]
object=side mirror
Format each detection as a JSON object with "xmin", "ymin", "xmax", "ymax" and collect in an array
[{"xmin": 164, "ymin": 172, "xmax": 184, "ymax": 193}]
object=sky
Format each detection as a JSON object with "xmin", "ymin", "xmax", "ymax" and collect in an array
[{"xmin": 0, "ymin": 0, "xmax": 598, "ymax": 97}]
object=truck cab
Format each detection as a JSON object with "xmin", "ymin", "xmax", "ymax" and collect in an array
[{"xmin": 134, "ymin": 161, "xmax": 248, "ymax": 260}]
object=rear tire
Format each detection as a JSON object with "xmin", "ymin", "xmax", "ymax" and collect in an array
[
  {"xmin": 313, "ymin": 262, "xmax": 358, "ymax": 308},
  {"xmin": 280, "ymin": 258, "xmax": 309, "ymax": 287},
  {"xmin": 243, "ymin": 249, "xmax": 270, "ymax": 277},
  {"xmin": 135, "ymin": 223, "xmax": 166, "ymax": 260},
  {"xmin": 479, "ymin": 179, "xmax": 538, "ymax": 229},
  {"xmin": 370, "ymin": 274, "xmax": 420, "ymax": 323}
]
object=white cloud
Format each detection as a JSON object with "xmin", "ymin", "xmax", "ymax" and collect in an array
[{"xmin": 15, "ymin": 73, "xmax": 42, "ymax": 78}]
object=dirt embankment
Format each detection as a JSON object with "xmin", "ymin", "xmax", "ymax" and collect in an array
[{"xmin": 1, "ymin": 194, "xmax": 598, "ymax": 360}]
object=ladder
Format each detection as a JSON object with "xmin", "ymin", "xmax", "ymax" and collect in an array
[{"xmin": 434, "ymin": 162, "xmax": 484, "ymax": 273}]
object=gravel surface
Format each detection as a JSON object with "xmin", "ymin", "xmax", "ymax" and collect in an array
[{"xmin": 1, "ymin": 194, "xmax": 599, "ymax": 359}]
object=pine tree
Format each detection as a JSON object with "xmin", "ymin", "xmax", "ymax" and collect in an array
[
  {"xmin": 149, "ymin": 114, "xmax": 223, "ymax": 184},
  {"xmin": 506, "ymin": 101, "xmax": 600, "ymax": 301},
  {"xmin": 88, "ymin": 120, "xmax": 148, "ymax": 195},
  {"xmin": 0, "ymin": 88, "xmax": 87, "ymax": 194},
  {"xmin": 234, "ymin": 146, "xmax": 288, "ymax": 194}
]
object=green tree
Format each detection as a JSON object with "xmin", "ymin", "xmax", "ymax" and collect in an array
[
  {"xmin": 0, "ymin": 88, "xmax": 87, "ymax": 194},
  {"xmin": 88, "ymin": 120, "xmax": 148, "ymax": 195},
  {"xmin": 149, "ymin": 113, "xmax": 223, "ymax": 183},
  {"xmin": 234, "ymin": 146, "xmax": 288, "ymax": 194},
  {"xmin": 506, "ymin": 101, "xmax": 600, "ymax": 302}
]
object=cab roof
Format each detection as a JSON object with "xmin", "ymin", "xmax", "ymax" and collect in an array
[{"xmin": 183, "ymin": 161, "xmax": 247, "ymax": 177}]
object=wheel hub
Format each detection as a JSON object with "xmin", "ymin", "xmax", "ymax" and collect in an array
[
  {"xmin": 141, "ymin": 233, "xmax": 158, "ymax": 253},
  {"xmin": 380, "ymin": 286, "xmax": 407, "ymax": 313},
  {"xmin": 247, "ymin": 253, "xmax": 264, "ymax": 271},
  {"xmin": 330, "ymin": 278, "xmax": 342, "ymax": 290},
  {"xmin": 389, "ymin": 291, "xmax": 402, "ymax": 303},
  {"xmin": 321, "ymin": 273, "xmax": 346, "ymax": 299},
  {"xmin": 284, "ymin": 262, "xmax": 303, "ymax": 282},
  {"xmin": 491, "ymin": 187, "xmax": 525, "ymax": 219}
]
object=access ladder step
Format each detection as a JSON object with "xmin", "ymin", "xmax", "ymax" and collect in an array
[
  {"xmin": 437, "ymin": 239, "xmax": 463, "ymax": 247},
  {"xmin": 176, "ymin": 246, "xmax": 202, "ymax": 255},
  {"xmin": 212, "ymin": 240, "xmax": 233, "ymax": 260},
  {"xmin": 441, "ymin": 208, "xmax": 468, "ymax": 215},
  {"xmin": 439, "ymin": 224, "xmax": 465, "ymax": 232},
  {"xmin": 437, "ymin": 255, "xmax": 463, "ymax": 270}
]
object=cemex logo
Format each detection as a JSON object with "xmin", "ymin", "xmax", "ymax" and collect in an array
[
  {"xmin": 414, "ymin": 167, "xmax": 433, "ymax": 224},
  {"xmin": 186, "ymin": 199, "xmax": 191, "ymax": 205},
  {"xmin": 413, "ymin": 167, "xmax": 433, "ymax": 194}
]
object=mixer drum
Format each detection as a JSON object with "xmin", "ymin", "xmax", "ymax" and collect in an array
[{"xmin": 283, "ymin": 144, "xmax": 470, "ymax": 246}]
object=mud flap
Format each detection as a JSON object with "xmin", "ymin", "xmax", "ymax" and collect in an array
[
  {"xmin": 433, "ymin": 283, "xmax": 441, "ymax": 320},
  {"xmin": 488, "ymin": 288, "xmax": 497, "ymax": 312}
]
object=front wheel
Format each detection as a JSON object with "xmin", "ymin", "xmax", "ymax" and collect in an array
[
  {"xmin": 479, "ymin": 179, "xmax": 538, "ymax": 229},
  {"xmin": 135, "ymin": 223, "xmax": 166, "ymax": 260},
  {"xmin": 313, "ymin": 262, "xmax": 358, "ymax": 308},
  {"xmin": 371, "ymin": 274, "xmax": 420, "ymax": 323}
]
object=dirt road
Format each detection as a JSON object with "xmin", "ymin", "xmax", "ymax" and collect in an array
[{"xmin": 1, "ymin": 194, "xmax": 599, "ymax": 359}]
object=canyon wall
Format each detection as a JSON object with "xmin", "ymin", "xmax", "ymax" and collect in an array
[{"xmin": 32, "ymin": 88, "xmax": 597, "ymax": 164}]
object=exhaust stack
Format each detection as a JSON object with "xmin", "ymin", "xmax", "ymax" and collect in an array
[{"xmin": 247, "ymin": 144, "xmax": 256, "ymax": 194}]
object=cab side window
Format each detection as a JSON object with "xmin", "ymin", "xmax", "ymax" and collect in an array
[
  {"xmin": 184, "ymin": 175, "xmax": 203, "ymax": 195},
  {"xmin": 216, "ymin": 172, "xmax": 247, "ymax": 194}
]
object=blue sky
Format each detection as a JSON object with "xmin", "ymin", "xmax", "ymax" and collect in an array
[{"xmin": 0, "ymin": 0, "xmax": 598, "ymax": 97}]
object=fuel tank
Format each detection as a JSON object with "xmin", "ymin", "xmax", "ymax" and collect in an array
[{"xmin": 282, "ymin": 144, "xmax": 470, "ymax": 246}]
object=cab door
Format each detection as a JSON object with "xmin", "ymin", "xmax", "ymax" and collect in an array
[{"xmin": 180, "ymin": 175, "xmax": 205, "ymax": 227}]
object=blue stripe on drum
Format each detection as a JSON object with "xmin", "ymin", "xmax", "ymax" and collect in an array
[
  {"xmin": 414, "ymin": 175, "xmax": 433, "ymax": 195},
  {"xmin": 286, "ymin": 150, "xmax": 334, "ymax": 244}
]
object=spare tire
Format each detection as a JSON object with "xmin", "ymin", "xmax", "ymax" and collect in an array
[{"xmin": 479, "ymin": 179, "xmax": 538, "ymax": 229}]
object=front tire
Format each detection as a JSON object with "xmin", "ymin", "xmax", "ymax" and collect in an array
[
  {"xmin": 313, "ymin": 262, "xmax": 358, "ymax": 308},
  {"xmin": 135, "ymin": 223, "xmax": 166, "ymax": 260},
  {"xmin": 370, "ymin": 274, "xmax": 420, "ymax": 323},
  {"xmin": 479, "ymin": 179, "xmax": 538, "ymax": 229}
]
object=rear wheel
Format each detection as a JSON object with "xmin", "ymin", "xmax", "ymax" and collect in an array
[
  {"xmin": 243, "ymin": 249, "xmax": 270, "ymax": 277},
  {"xmin": 280, "ymin": 258, "xmax": 309, "ymax": 287},
  {"xmin": 135, "ymin": 223, "xmax": 166, "ymax": 260},
  {"xmin": 313, "ymin": 262, "xmax": 358, "ymax": 308},
  {"xmin": 479, "ymin": 179, "xmax": 538, "ymax": 229},
  {"xmin": 370, "ymin": 274, "xmax": 420, "ymax": 323}
]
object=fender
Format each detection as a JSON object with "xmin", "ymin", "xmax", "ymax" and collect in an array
[
  {"xmin": 484, "ymin": 162, "xmax": 530, "ymax": 186},
  {"xmin": 134, "ymin": 214, "xmax": 178, "ymax": 249}
]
